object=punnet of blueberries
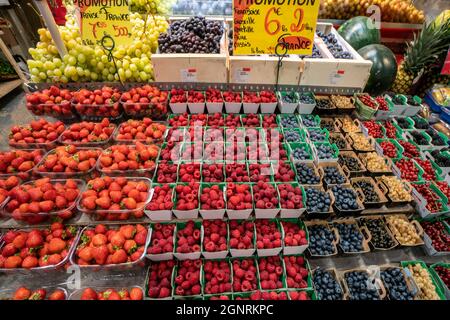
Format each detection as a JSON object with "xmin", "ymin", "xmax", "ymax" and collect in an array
[
  {"xmin": 158, "ymin": 17, "xmax": 224, "ymax": 54},
  {"xmin": 329, "ymin": 134, "xmax": 348, "ymax": 150},
  {"xmin": 395, "ymin": 117, "xmax": 411, "ymax": 129},
  {"xmin": 316, "ymin": 98, "xmax": 334, "ymax": 109},
  {"xmin": 345, "ymin": 271, "xmax": 381, "ymax": 300},
  {"xmin": 339, "ymin": 154, "xmax": 362, "ymax": 172},
  {"xmin": 430, "ymin": 150, "xmax": 450, "ymax": 167},
  {"xmin": 359, "ymin": 218, "xmax": 397, "ymax": 249},
  {"xmin": 299, "ymin": 93, "xmax": 315, "ymax": 105},
  {"xmin": 323, "ymin": 166, "xmax": 347, "ymax": 185},
  {"xmin": 335, "ymin": 223, "xmax": 364, "ymax": 253},
  {"xmin": 412, "ymin": 116, "xmax": 428, "ymax": 130},
  {"xmin": 291, "ymin": 145, "xmax": 311, "ymax": 161},
  {"xmin": 280, "ymin": 115, "xmax": 299, "ymax": 128},
  {"xmin": 281, "ymin": 91, "xmax": 298, "ymax": 103},
  {"xmin": 296, "ymin": 163, "xmax": 321, "ymax": 185},
  {"xmin": 305, "ymin": 187, "xmax": 331, "ymax": 213},
  {"xmin": 301, "ymin": 115, "xmax": 319, "ymax": 128},
  {"xmin": 381, "ymin": 268, "xmax": 415, "ymax": 300},
  {"xmin": 410, "ymin": 131, "xmax": 429, "ymax": 145},
  {"xmin": 425, "ymin": 129, "xmax": 445, "ymax": 146},
  {"xmin": 313, "ymin": 268, "xmax": 343, "ymax": 300},
  {"xmin": 284, "ymin": 129, "xmax": 302, "ymax": 142},
  {"xmin": 391, "ymin": 94, "xmax": 405, "ymax": 105},
  {"xmin": 308, "ymin": 224, "xmax": 336, "ymax": 255},
  {"xmin": 317, "ymin": 31, "xmax": 352, "ymax": 59},
  {"xmin": 405, "ymin": 95, "xmax": 420, "ymax": 106},
  {"xmin": 315, "ymin": 144, "xmax": 335, "ymax": 160},
  {"xmin": 331, "ymin": 185, "xmax": 360, "ymax": 211},
  {"xmin": 308, "ymin": 128, "xmax": 327, "ymax": 142},
  {"xmin": 353, "ymin": 181, "xmax": 380, "ymax": 203},
  {"xmin": 320, "ymin": 119, "xmax": 337, "ymax": 132}
]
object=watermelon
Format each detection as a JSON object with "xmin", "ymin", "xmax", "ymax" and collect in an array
[
  {"xmin": 358, "ymin": 44, "xmax": 398, "ymax": 95},
  {"xmin": 338, "ymin": 16, "xmax": 380, "ymax": 51}
]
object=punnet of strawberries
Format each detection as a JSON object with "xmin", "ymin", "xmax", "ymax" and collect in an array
[
  {"xmin": 36, "ymin": 145, "xmax": 101, "ymax": 177},
  {"xmin": 115, "ymin": 118, "xmax": 166, "ymax": 143},
  {"xmin": 74, "ymin": 224, "xmax": 148, "ymax": 266},
  {"xmin": 60, "ymin": 118, "xmax": 115, "ymax": 145},
  {"xmin": 9, "ymin": 119, "xmax": 65, "ymax": 148},
  {"xmin": 0, "ymin": 222, "xmax": 78, "ymax": 269},
  {"xmin": 26, "ymin": 86, "xmax": 73, "ymax": 119},
  {"xmin": 4, "ymin": 177, "xmax": 82, "ymax": 224},
  {"xmin": 0, "ymin": 149, "xmax": 44, "ymax": 180},
  {"xmin": 79, "ymin": 176, "xmax": 150, "ymax": 220},
  {"xmin": 72, "ymin": 86, "xmax": 122, "ymax": 119},
  {"xmin": 120, "ymin": 85, "xmax": 168, "ymax": 119},
  {"xmin": 80, "ymin": 287, "xmax": 143, "ymax": 300},
  {"xmin": 10, "ymin": 286, "xmax": 67, "ymax": 300},
  {"xmin": 98, "ymin": 142, "xmax": 159, "ymax": 175}
]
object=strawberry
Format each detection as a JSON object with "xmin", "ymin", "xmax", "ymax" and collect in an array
[
  {"xmin": 92, "ymin": 245, "xmax": 108, "ymax": 265},
  {"xmin": 13, "ymin": 287, "xmax": 31, "ymax": 300},
  {"xmin": 22, "ymin": 256, "xmax": 38, "ymax": 269},
  {"xmin": 129, "ymin": 287, "xmax": 143, "ymax": 300},
  {"xmin": 111, "ymin": 249, "xmax": 128, "ymax": 264},
  {"xmin": 81, "ymin": 288, "xmax": 98, "ymax": 300},
  {"xmin": 48, "ymin": 289, "xmax": 66, "ymax": 300},
  {"xmin": 48, "ymin": 238, "xmax": 66, "ymax": 254},
  {"xmin": 26, "ymin": 232, "xmax": 44, "ymax": 248},
  {"xmin": 4, "ymin": 255, "xmax": 22, "ymax": 268}
]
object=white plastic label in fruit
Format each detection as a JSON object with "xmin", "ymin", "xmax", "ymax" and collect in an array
[
  {"xmin": 180, "ymin": 69, "xmax": 197, "ymax": 82},
  {"xmin": 234, "ymin": 67, "xmax": 251, "ymax": 83}
]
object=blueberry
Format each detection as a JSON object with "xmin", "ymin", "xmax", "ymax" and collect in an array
[
  {"xmin": 296, "ymin": 163, "xmax": 320, "ymax": 184},
  {"xmin": 281, "ymin": 91, "xmax": 298, "ymax": 103},
  {"xmin": 323, "ymin": 166, "xmax": 346, "ymax": 185},
  {"xmin": 315, "ymin": 144, "xmax": 335, "ymax": 159},
  {"xmin": 316, "ymin": 99, "xmax": 333, "ymax": 109},
  {"xmin": 345, "ymin": 271, "xmax": 380, "ymax": 300},
  {"xmin": 338, "ymin": 154, "xmax": 362, "ymax": 171},
  {"xmin": 291, "ymin": 145, "xmax": 310, "ymax": 160},
  {"xmin": 284, "ymin": 129, "xmax": 302, "ymax": 142},
  {"xmin": 313, "ymin": 268, "xmax": 343, "ymax": 300},
  {"xmin": 305, "ymin": 187, "xmax": 331, "ymax": 213},
  {"xmin": 331, "ymin": 185, "xmax": 360, "ymax": 211},
  {"xmin": 381, "ymin": 268, "xmax": 415, "ymax": 300},
  {"xmin": 301, "ymin": 115, "xmax": 319, "ymax": 127},
  {"xmin": 318, "ymin": 32, "xmax": 352, "ymax": 59},
  {"xmin": 308, "ymin": 128, "xmax": 327, "ymax": 142},
  {"xmin": 280, "ymin": 115, "xmax": 299, "ymax": 128},
  {"xmin": 308, "ymin": 225, "xmax": 335, "ymax": 255},
  {"xmin": 353, "ymin": 181, "xmax": 379, "ymax": 203},
  {"xmin": 299, "ymin": 94, "xmax": 315, "ymax": 105}
]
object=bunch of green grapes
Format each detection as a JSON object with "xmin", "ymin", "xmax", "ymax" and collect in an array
[
  {"xmin": 129, "ymin": 0, "xmax": 175, "ymax": 15},
  {"xmin": 26, "ymin": 12, "xmax": 168, "ymax": 83}
]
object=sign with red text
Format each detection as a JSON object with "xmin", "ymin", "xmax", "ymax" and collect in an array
[
  {"xmin": 74, "ymin": 0, "xmax": 133, "ymax": 47},
  {"xmin": 233, "ymin": 0, "xmax": 320, "ymax": 55}
]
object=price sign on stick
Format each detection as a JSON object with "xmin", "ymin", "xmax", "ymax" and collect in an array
[
  {"xmin": 233, "ymin": 0, "xmax": 320, "ymax": 55},
  {"xmin": 74, "ymin": 0, "xmax": 133, "ymax": 47}
]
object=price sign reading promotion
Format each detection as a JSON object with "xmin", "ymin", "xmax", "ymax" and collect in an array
[
  {"xmin": 75, "ymin": 0, "xmax": 133, "ymax": 47},
  {"xmin": 233, "ymin": 0, "xmax": 320, "ymax": 55}
]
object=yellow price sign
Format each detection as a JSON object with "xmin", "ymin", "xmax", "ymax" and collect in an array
[
  {"xmin": 75, "ymin": 0, "xmax": 133, "ymax": 47},
  {"xmin": 233, "ymin": 0, "xmax": 320, "ymax": 55}
]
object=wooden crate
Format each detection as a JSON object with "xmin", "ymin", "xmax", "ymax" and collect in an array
[
  {"xmin": 152, "ymin": 17, "xmax": 228, "ymax": 83},
  {"xmin": 299, "ymin": 23, "xmax": 373, "ymax": 91}
]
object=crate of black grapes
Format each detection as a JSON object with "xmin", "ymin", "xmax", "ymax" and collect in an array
[
  {"xmin": 299, "ymin": 23, "xmax": 372, "ymax": 92},
  {"xmin": 152, "ymin": 17, "xmax": 227, "ymax": 83}
]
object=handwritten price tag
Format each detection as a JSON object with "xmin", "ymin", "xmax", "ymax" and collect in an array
[
  {"xmin": 233, "ymin": 0, "xmax": 320, "ymax": 55},
  {"xmin": 75, "ymin": 1, "xmax": 133, "ymax": 47}
]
